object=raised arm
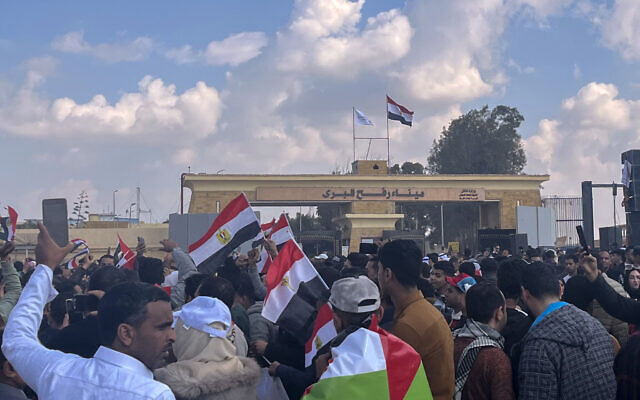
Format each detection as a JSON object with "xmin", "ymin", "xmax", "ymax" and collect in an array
[
  {"xmin": 160, "ymin": 239, "xmax": 197, "ymax": 309},
  {"xmin": 582, "ymin": 254, "xmax": 640, "ymax": 324},
  {"xmin": 0, "ymin": 241, "xmax": 22, "ymax": 325},
  {"xmin": 1, "ymin": 222, "xmax": 75, "ymax": 391}
]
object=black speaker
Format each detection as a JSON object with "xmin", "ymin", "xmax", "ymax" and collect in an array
[
  {"xmin": 622, "ymin": 150, "xmax": 640, "ymax": 212},
  {"xmin": 478, "ymin": 229, "xmax": 516, "ymax": 252},
  {"xmin": 599, "ymin": 226, "xmax": 623, "ymax": 251},
  {"xmin": 627, "ymin": 212, "xmax": 640, "ymax": 247},
  {"xmin": 509, "ymin": 233, "xmax": 528, "ymax": 256}
]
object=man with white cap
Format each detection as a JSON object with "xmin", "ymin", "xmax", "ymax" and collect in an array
[{"xmin": 305, "ymin": 275, "xmax": 432, "ymax": 399}]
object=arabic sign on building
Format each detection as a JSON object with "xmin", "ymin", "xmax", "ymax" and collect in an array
[{"xmin": 256, "ymin": 187, "xmax": 486, "ymax": 202}]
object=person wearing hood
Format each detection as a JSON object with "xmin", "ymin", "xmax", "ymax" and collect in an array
[
  {"xmin": 516, "ymin": 262, "xmax": 615, "ymax": 399},
  {"xmin": 154, "ymin": 296, "xmax": 261, "ymax": 400},
  {"xmin": 453, "ymin": 283, "xmax": 514, "ymax": 400}
]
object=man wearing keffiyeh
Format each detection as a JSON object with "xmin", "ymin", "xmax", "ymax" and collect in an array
[{"xmin": 453, "ymin": 283, "xmax": 515, "ymax": 400}]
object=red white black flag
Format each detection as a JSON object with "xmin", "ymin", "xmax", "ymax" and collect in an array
[
  {"xmin": 387, "ymin": 95, "xmax": 414, "ymax": 126},
  {"xmin": 0, "ymin": 206, "xmax": 18, "ymax": 242},
  {"xmin": 189, "ymin": 193, "xmax": 261, "ymax": 274},
  {"xmin": 268, "ymin": 213, "xmax": 295, "ymax": 246},
  {"xmin": 116, "ymin": 234, "xmax": 136, "ymax": 270},
  {"xmin": 262, "ymin": 240, "xmax": 328, "ymax": 336}
]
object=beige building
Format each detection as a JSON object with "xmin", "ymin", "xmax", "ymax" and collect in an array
[{"xmin": 184, "ymin": 160, "xmax": 549, "ymax": 251}]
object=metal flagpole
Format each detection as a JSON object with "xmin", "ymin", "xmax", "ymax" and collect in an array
[
  {"xmin": 386, "ymin": 95, "xmax": 390, "ymax": 169},
  {"xmin": 352, "ymin": 107, "xmax": 356, "ymax": 163}
]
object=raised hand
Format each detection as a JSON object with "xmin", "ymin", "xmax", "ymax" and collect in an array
[
  {"xmin": 159, "ymin": 239, "xmax": 179, "ymax": 252},
  {"xmin": 0, "ymin": 241, "xmax": 15, "ymax": 261}
]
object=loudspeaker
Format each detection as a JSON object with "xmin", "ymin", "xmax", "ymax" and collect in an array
[
  {"xmin": 478, "ymin": 229, "xmax": 516, "ymax": 252},
  {"xmin": 622, "ymin": 150, "xmax": 640, "ymax": 212},
  {"xmin": 599, "ymin": 226, "xmax": 623, "ymax": 251},
  {"xmin": 509, "ymin": 233, "xmax": 528, "ymax": 256},
  {"xmin": 627, "ymin": 212, "xmax": 640, "ymax": 247}
]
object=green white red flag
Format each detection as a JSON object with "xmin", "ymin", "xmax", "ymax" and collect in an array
[{"xmin": 303, "ymin": 322, "xmax": 432, "ymax": 400}]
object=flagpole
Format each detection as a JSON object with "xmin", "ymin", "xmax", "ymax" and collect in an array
[
  {"xmin": 352, "ymin": 106, "xmax": 356, "ymax": 164},
  {"xmin": 386, "ymin": 94, "xmax": 390, "ymax": 170}
]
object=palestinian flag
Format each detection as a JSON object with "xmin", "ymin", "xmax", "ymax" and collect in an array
[
  {"xmin": 262, "ymin": 240, "xmax": 328, "ymax": 336},
  {"xmin": 189, "ymin": 193, "xmax": 261, "ymax": 274},
  {"xmin": 0, "ymin": 206, "xmax": 18, "ymax": 242},
  {"xmin": 303, "ymin": 324, "xmax": 432, "ymax": 400},
  {"xmin": 305, "ymin": 303, "xmax": 337, "ymax": 367},
  {"xmin": 116, "ymin": 234, "xmax": 136, "ymax": 270},
  {"xmin": 268, "ymin": 213, "xmax": 294, "ymax": 246},
  {"xmin": 387, "ymin": 95, "xmax": 414, "ymax": 126}
]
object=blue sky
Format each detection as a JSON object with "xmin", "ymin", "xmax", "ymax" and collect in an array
[{"xmin": 2, "ymin": 0, "xmax": 640, "ymax": 232}]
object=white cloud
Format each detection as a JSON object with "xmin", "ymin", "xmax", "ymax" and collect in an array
[
  {"xmin": 0, "ymin": 71, "xmax": 223, "ymax": 142},
  {"xmin": 590, "ymin": 0, "xmax": 640, "ymax": 61},
  {"xmin": 23, "ymin": 56, "xmax": 58, "ymax": 89},
  {"xmin": 164, "ymin": 32, "xmax": 268, "ymax": 66},
  {"xmin": 52, "ymin": 31, "xmax": 154, "ymax": 62},
  {"xmin": 573, "ymin": 63, "xmax": 582, "ymax": 79},
  {"xmin": 525, "ymin": 82, "xmax": 640, "ymax": 229}
]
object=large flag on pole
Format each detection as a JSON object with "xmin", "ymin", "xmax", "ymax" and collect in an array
[
  {"xmin": 387, "ymin": 96, "xmax": 414, "ymax": 127},
  {"xmin": 0, "ymin": 206, "xmax": 18, "ymax": 242},
  {"xmin": 189, "ymin": 193, "xmax": 261, "ymax": 273},
  {"xmin": 116, "ymin": 234, "xmax": 136, "ymax": 270},
  {"xmin": 268, "ymin": 213, "xmax": 295, "ymax": 246},
  {"xmin": 305, "ymin": 303, "xmax": 337, "ymax": 367},
  {"xmin": 355, "ymin": 108, "xmax": 374, "ymax": 126},
  {"xmin": 303, "ymin": 323, "xmax": 432, "ymax": 400},
  {"xmin": 262, "ymin": 240, "xmax": 329, "ymax": 336}
]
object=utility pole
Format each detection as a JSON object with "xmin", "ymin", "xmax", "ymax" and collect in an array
[{"xmin": 136, "ymin": 186, "xmax": 141, "ymax": 221}]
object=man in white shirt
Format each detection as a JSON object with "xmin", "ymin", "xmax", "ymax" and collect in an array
[{"xmin": 2, "ymin": 222, "xmax": 176, "ymax": 399}]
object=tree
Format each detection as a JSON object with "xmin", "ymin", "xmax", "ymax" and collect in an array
[
  {"xmin": 390, "ymin": 161, "xmax": 425, "ymax": 175},
  {"xmin": 427, "ymin": 105, "xmax": 526, "ymax": 174},
  {"xmin": 72, "ymin": 191, "xmax": 90, "ymax": 227}
]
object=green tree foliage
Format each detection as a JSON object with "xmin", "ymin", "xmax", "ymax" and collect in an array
[
  {"xmin": 390, "ymin": 161, "xmax": 425, "ymax": 175},
  {"xmin": 427, "ymin": 105, "xmax": 526, "ymax": 174}
]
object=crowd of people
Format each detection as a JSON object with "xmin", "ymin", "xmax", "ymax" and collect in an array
[{"xmin": 1, "ymin": 223, "xmax": 640, "ymax": 399}]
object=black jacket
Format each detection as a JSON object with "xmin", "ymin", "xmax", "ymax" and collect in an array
[
  {"xmin": 503, "ymin": 307, "xmax": 533, "ymax": 357},
  {"xmin": 46, "ymin": 316, "xmax": 101, "ymax": 358},
  {"xmin": 591, "ymin": 274, "xmax": 640, "ymax": 324}
]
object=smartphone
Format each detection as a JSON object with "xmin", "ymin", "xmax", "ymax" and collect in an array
[
  {"xmin": 576, "ymin": 226, "xmax": 590, "ymax": 255},
  {"xmin": 65, "ymin": 294, "xmax": 100, "ymax": 315},
  {"xmin": 42, "ymin": 199, "xmax": 69, "ymax": 247}
]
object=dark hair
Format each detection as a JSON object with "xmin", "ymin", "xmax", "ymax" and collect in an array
[
  {"xmin": 89, "ymin": 266, "xmax": 128, "ymax": 292},
  {"xmin": 219, "ymin": 269, "xmax": 255, "ymax": 300},
  {"xmin": 465, "ymin": 283, "xmax": 505, "ymax": 324},
  {"xmin": 138, "ymin": 257, "xmax": 165, "ymax": 286},
  {"xmin": 612, "ymin": 249, "xmax": 626, "ymax": 258},
  {"xmin": 340, "ymin": 267, "xmax": 367, "ymax": 278},
  {"xmin": 13, "ymin": 261, "xmax": 23, "ymax": 273},
  {"xmin": 497, "ymin": 259, "xmax": 527, "ymax": 299},
  {"xmin": 521, "ymin": 263, "xmax": 560, "ymax": 299},
  {"xmin": 543, "ymin": 249, "xmax": 556, "ymax": 260},
  {"xmin": 347, "ymin": 253, "xmax": 369, "ymax": 269},
  {"xmin": 632, "ymin": 246, "xmax": 640, "ymax": 257},
  {"xmin": 98, "ymin": 282, "xmax": 170, "ymax": 346},
  {"xmin": 317, "ymin": 266, "xmax": 341, "ymax": 289},
  {"xmin": 433, "ymin": 260, "xmax": 455, "ymax": 276},
  {"xmin": 378, "ymin": 240, "xmax": 422, "ymax": 287},
  {"xmin": 197, "ymin": 276, "xmax": 235, "ymax": 309},
  {"xmin": 333, "ymin": 308, "xmax": 374, "ymax": 328},
  {"xmin": 459, "ymin": 261, "xmax": 476, "ymax": 277},
  {"xmin": 427, "ymin": 253, "xmax": 439, "ymax": 264},
  {"xmin": 565, "ymin": 254, "xmax": 579, "ymax": 263},
  {"xmin": 49, "ymin": 291, "xmax": 74, "ymax": 327},
  {"xmin": 562, "ymin": 276, "xmax": 593, "ymax": 311},
  {"xmin": 480, "ymin": 258, "xmax": 498, "ymax": 274},
  {"xmin": 99, "ymin": 254, "xmax": 115, "ymax": 264},
  {"xmin": 418, "ymin": 278, "xmax": 435, "ymax": 298},
  {"xmin": 185, "ymin": 273, "xmax": 208, "ymax": 301}
]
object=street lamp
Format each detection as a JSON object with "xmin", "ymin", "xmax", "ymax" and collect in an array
[{"xmin": 112, "ymin": 189, "xmax": 119, "ymax": 218}]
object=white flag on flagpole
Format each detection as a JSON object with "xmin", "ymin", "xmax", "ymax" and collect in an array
[{"xmin": 355, "ymin": 108, "xmax": 374, "ymax": 126}]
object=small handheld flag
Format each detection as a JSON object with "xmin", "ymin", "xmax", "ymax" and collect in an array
[
  {"xmin": 116, "ymin": 234, "xmax": 136, "ymax": 270},
  {"xmin": 0, "ymin": 206, "xmax": 18, "ymax": 242}
]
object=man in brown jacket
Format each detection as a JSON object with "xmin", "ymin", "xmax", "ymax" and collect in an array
[{"xmin": 377, "ymin": 240, "xmax": 454, "ymax": 400}]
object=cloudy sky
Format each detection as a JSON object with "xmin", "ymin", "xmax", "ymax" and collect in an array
[{"xmin": 2, "ymin": 0, "xmax": 639, "ymax": 231}]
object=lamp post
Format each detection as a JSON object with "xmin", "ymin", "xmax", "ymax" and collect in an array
[
  {"xmin": 112, "ymin": 189, "xmax": 119, "ymax": 218},
  {"xmin": 129, "ymin": 203, "xmax": 136, "ymax": 224}
]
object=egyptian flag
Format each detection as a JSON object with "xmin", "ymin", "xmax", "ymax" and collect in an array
[
  {"xmin": 189, "ymin": 193, "xmax": 261, "ymax": 274},
  {"xmin": 262, "ymin": 240, "xmax": 329, "ymax": 336},
  {"xmin": 305, "ymin": 303, "xmax": 337, "ymax": 367},
  {"xmin": 0, "ymin": 206, "xmax": 18, "ymax": 242},
  {"xmin": 387, "ymin": 96, "xmax": 414, "ymax": 126},
  {"xmin": 262, "ymin": 218, "xmax": 276, "ymax": 236},
  {"xmin": 116, "ymin": 234, "xmax": 136, "ymax": 270},
  {"xmin": 251, "ymin": 230, "xmax": 273, "ymax": 274},
  {"xmin": 269, "ymin": 213, "xmax": 295, "ymax": 247},
  {"xmin": 303, "ymin": 322, "xmax": 432, "ymax": 400}
]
